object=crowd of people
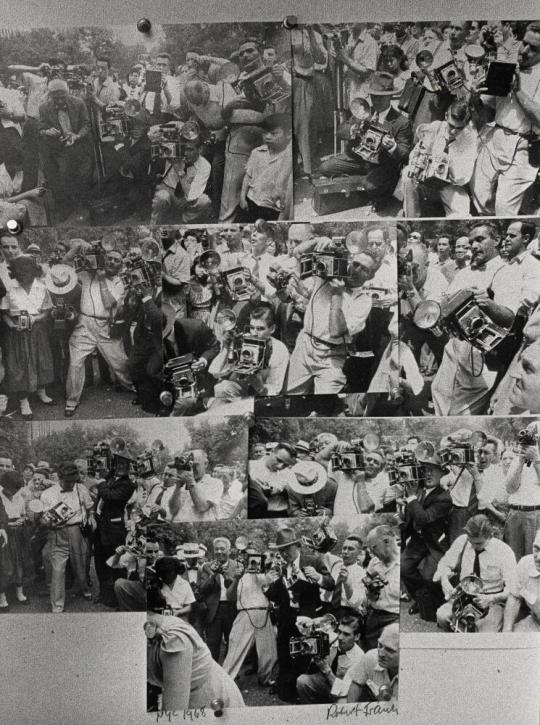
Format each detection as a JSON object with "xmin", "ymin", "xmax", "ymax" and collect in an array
[
  {"xmin": 396, "ymin": 219, "xmax": 540, "ymax": 417},
  {"xmin": 0, "ymin": 32, "xmax": 292, "ymax": 227},
  {"xmin": 293, "ymin": 20, "xmax": 540, "ymax": 219},
  {"xmin": 0, "ymin": 436, "xmax": 247, "ymax": 612},
  {"xmin": 162, "ymin": 221, "xmax": 397, "ymax": 415},
  {"xmin": 248, "ymin": 422, "xmax": 540, "ymax": 633},
  {"xmin": 0, "ymin": 226, "xmax": 163, "ymax": 419},
  {"xmin": 145, "ymin": 517, "xmax": 400, "ymax": 708}
]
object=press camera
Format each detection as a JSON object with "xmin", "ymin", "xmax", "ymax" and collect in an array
[
  {"xmin": 300, "ymin": 238, "xmax": 349, "ymax": 281},
  {"xmin": 150, "ymin": 123, "xmax": 184, "ymax": 160},
  {"xmin": 87, "ymin": 441, "xmax": 113, "ymax": 476},
  {"xmin": 74, "ymin": 241, "xmax": 108, "ymax": 272},
  {"xmin": 388, "ymin": 449, "xmax": 426, "ymax": 486},
  {"xmin": 98, "ymin": 106, "xmax": 128, "ymax": 143},
  {"xmin": 12, "ymin": 310, "xmax": 31, "ymax": 331},
  {"xmin": 350, "ymin": 121, "xmax": 390, "ymax": 164},
  {"xmin": 451, "ymin": 575, "xmax": 502, "ymax": 633},
  {"xmin": 51, "ymin": 298, "xmax": 77, "ymax": 331},
  {"xmin": 245, "ymin": 551, "xmax": 266, "ymax": 574},
  {"xmin": 163, "ymin": 354, "xmax": 199, "ymax": 400},
  {"xmin": 120, "ymin": 257, "xmax": 161, "ymax": 290},
  {"xmin": 362, "ymin": 570, "xmax": 389, "ymax": 599},
  {"xmin": 267, "ymin": 268, "xmax": 292, "ymax": 292},
  {"xmin": 133, "ymin": 451, "xmax": 155, "ymax": 479},
  {"xmin": 331, "ymin": 439, "xmax": 365, "ymax": 472},
  {"xmin": 518, "ymin": 428, "xmax": 538, "ymax": 447},
  {"xmin": 302, "ymin": 520, "xmax": 338, "ymax": 553},
  {"xmin": 439, "ymin": 441, "xmax": 475, "ymax": 468},
  {"xmin": 221, "ymin": 266, "xmax": 252, "ymax": 301},
  {"xmin": 39, "ymin": 501, "xmax": 76, "ymax": 528},
  {"xmin": 407, "ymin": 146, "xmax": 449, "ymax": 184},
  {"xmin": 232, "ymin": 66, "xmax": 290, "ymax": 106},
  {"xmin": 289, "ymin": 629, "xmax": 330, "ymax": 659},
  {"xmin": 434, "ymin": 59, "xmax": 465, "ymax": 92},
  {"xmin": 174, "ymin": 452, "xmax": 194, "ymax": 472}
]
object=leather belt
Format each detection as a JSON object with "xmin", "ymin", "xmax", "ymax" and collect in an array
[
  {"xmin": 509, "ymin": 504, "xmax": 540, "ymax": 512},
  {"xmin": 305, "ymin": 332, "xmax": 346, "ymax": 349},
  {"xmin": 81, "ymin": 312, "xmax": 110, "ymax": 321}
]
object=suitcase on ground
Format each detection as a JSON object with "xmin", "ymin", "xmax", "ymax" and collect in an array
[{"xmin": 311, "ymin": 174, "xmax": 367, "ymax": 215}]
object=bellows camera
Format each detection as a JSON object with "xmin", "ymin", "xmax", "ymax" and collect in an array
[
  {"xmin": 174, "ymin": 452, "xmax": 194, "ymax": 472},
  {"xmin": 51, "ymin": 299, "xmax": 76, "ymax": 331},
  {"xmin": 120, "ymin": 258, "xmax": 160, "ymax": 290},
  {"xmin": 246, "ymin": 552, "xmax": 266, "ymax": 573},
  {"xmin": 13, "ymin": 310, "xmax": 31, "ymax": 331},
  {"xmin": 350, "ymin": 122, "xmax": 390, "ymax": 164},
  {"xmin": 87, "ymin": 441, "xmax": 112, "ymax": 476},
  {"xmin": 300, "ymin": 239, "xmax": 349, "ymax": 281},
  {"xmin": 518, "ymin": 428, "xmax": 538, "ymax": 447},
  {"xmin": 331, "ymin": 440, "xmax": 365, "ymax": 472},
  {"xmin": 74, "ymin": 241, "xmax": 107, "ymax": 272},
  {"xmin": 434, "ymin": 59, "xmax": 464, "ymax": 92},
  {"xmin": 233, "ymin": 335, "xmax": 268, "ymax": 377},
  {"xmin": 267, "ymin": 268, "xmax": 292, "ymax": 292},
  {"xmin": 302, "ymin": 521, "xmax": 338, "ymax": 553},
  {"xmin": 289, "ymin": 630, "xmax": 330, "ymax": 659},
  {"xmin": 133, "ymin": 451, "xmax": 155, "ymax": 479},
  {"xmin": 222, "ymin": 267, "xmax": 252, "ymax": 301},
  {"xmin": 439, "ymin": 442, "xmax": 475, "ymax": 468},
  {"xmin": 150, "ymin": 124, "xmax": 183, "ymax": 160},
  {"xmin": 41, "ymin": 501, "xmax": 76, "ymax": 528},
  {"xmin": 388, "ymin": 449, "xmax": 426, "ymax": 487},
  {"xmin": 163, "ymin": 354, "xmax": 198, "ymax": 400},
  {"xmin": 233, "ymin": 67, "xmax": 290, "ymax": 106},
  {"xmin": 98, "ymin": 106, "xmax": 128, "ymax": 143}
]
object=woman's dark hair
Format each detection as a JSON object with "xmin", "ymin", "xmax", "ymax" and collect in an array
[
  {"xmin": 9, "ymin": 255, "xmax": 41, "ymax": 284},
  {"xmin": 0, "ymin": 470, "xmax": 23, "ymax": 492},
  {"xmin": 154, "ymin": 556, "xmax": 185, "ymax": 585},
  {"xmin": 147, "ymin": 585, "xmax": 168, "ymax": 612}
]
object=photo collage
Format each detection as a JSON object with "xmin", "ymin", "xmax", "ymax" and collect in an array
[{"xmin": 0, "ymin": 17, "xmax": 539, "ymax": 718}]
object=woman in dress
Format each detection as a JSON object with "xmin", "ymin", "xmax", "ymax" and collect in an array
[
  {"xmin": 0, "ymin": 254, "xmax": 55, "ymax": 419},
  {"xmin": 0, "ymin": 470, "xmax": 31, "ymax": 610},
  {"xmin": 146, "ymin": 587, "xmax": 245, "ymax": 712}
]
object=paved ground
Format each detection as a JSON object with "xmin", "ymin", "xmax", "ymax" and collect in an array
[{"xmin": 400, "ymin": 600, "xmax": 439, "ymax": 633}]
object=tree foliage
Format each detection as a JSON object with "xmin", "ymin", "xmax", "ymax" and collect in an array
[
  {"xmin": 0, "ymin": 422, "xmax": 32, "ymax": 470},
  {"xmin": 183, "ymin": 416, "xmax": 248, "ymax": 471}
]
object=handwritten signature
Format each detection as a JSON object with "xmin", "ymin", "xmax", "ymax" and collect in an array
[{"xmin": 327, "ymin": 703, "xmax": 398, "ymax": 719}]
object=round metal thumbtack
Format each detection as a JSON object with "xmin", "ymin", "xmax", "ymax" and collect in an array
[
  {"xmin": 6, "ymin": 219, "xmax": 23, "ymax": 236},
  {"xmin": 210, "ymin": 699, "xmax": 224, "ymax": 717},
  {"xmin": 283, "ymin": 15, "xmax": 298, "ymax": 30},
  {"xmin": 136, "ymin": 18, "xmax": 152, "ymax": 34}
]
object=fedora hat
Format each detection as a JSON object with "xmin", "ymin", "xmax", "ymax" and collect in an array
[
  {"xmin": 415, "ymin": 440, "xmax": 442, "ymax": 468},
  {"xmin": 44, "ymin": 264, "xmax": 78, "ymax": 296},
  {"xmin": 368, "ymin": 71, "xmax": 396, "ymax": 95},
  {"xmin": 179, "ymin": 542, "xmax": 205, "ymax": 558},
  {"xmin": 294, "ymin": 440, "xmax": 311, "ymax": 455},
  {"xmin": 289, "ymin": 461, "xmax": 328, "ymax": 496}
]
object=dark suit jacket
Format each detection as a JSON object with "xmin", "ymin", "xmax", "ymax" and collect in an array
[
  {"xmin": 165, "ymin": 318, "xmax": 220, "ymax": 366},
  {"xmin": 401, "ymin": 484, "xmax": 452, "ymax": 555},
  {"xmin": 339, "ymin": 108, "xmax": 413, "ymax": 169},
  {"xmin": 198, "ymin": 558, "xmax": 238, "ymax": 624},
  {"xmin": 96, "ymin": 474, "xmax": 137, "ymax": 545},
  {"xmin": 38, "ymin": 95, "xmax": 90, "ymax": 140}
]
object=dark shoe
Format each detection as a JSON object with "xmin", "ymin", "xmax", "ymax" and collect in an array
[
  {"xmin": 0, "ymin": 604, "xmax": 10, "ymax": 612},
  {"xmin": 16, "ymin": 598, "xmax": 30, "ymax": 606},
  {"xmin": 21, "ymin": 413, "xmax": 34, "ymax": 421},
  {"xmin": 38, "ymin": 398, "xmax": 57, "ymax": 406},
  {"xmin": 64, "ymin": 407, "xmax": 77, "ymax": 417},
  {"xmin": 408, "ymin": 602, "xmax": 419, "ymax": 615}
]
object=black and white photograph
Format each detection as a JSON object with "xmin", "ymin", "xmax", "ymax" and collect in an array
[
  {"xmin": 0, "ymin": 413, "xmax": 248, "ymax": 613},
  {"xmin": 292, "ymin": 20, "xmax": 540, "ymax": 220},
  {"xmin": 0, "ymin": 224, "xmax": 162, "ymax": 420},
  {"xmin": 145, "ymin": 514, "xmax": 400, "ymax": 710},
  {"xmin": 161, "ymin": 220, "xmax": 398, "ymax": 417},
  {"xmin": 0, "ymin": 22, "xmax": 292, "ymax": 228},
  {"xmin": 395, "ymin": 218, "xmax": 540, "ymax": 418}
]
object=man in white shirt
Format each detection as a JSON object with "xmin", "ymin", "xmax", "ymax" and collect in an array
[
  {"xmin": 287, "ymin": 239, "xmax": 377, "ymax": 395},
  {"xmin": 363, "ymin": 526, "xmax": 400, "ymax": 650},
  {"xmin": 150, "ymin": 135, "xmax": 212, "ymax": 224},
  {"xmin": 40, "ymin": 461, "xmax": 95, "ymax": 613},
  {"xmin": 346, "ymin": 623, "xmax": 399, "ymax": 703},
  {"xmin": 296, "ymin": 613, "xmax": 364, "ymax": 704},
  {"xmin": 210, "ymin": 305, "xmax": 289, "ymax": 406},
  {"xmin": 503, "ymin": 424, "xmax": 540, "ymax": 561},
  {"xmin": 503, "ymin": 529, "xmax": 540, "ymax": 631},
  {"xmin": 330, "ymin": 536, "xmax": 367, "ymax": 614},
  {"xmin": 63, "ymin": 242, "xmax": 132, "ymax": 417},
  {"xmin": 434, "ymin": 514, "xmax": 518, "ymax": 631},
  {"xmin": 470, "ymin": 22, "xmax": 540, "ymax": 216},
  {"xmin": 491, "ymin": 221, "xmax": 540, "ymax": 312},
  {"xmin": 177, "ymin": 450, "xmax": 223, "ymax": 522},
  {"xmin": 403, "ymin": 100, "xmax": 479, "ymax": 217},
  {"xmin": 248, "ymin": 443, "xmax": 297, "ymax": 518},
  {"xmin": 332, "ymin": 449, "xmax": 390, "ymax": 517},
  {"xmin": 431, "ymin": 222, "xmax": 511, "ymax": 416}
]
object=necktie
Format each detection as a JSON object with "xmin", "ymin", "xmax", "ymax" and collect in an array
[
  {"xmin": 331, "ymin": 651, "xmax": 339, "ymax": 675},
  {"xmin": 331, "ymin": 574, "xmax": 343, "ymax": 611},
  {"xmin": 473, "ymin": 549, "xmax": 484, "ymax": 577},
  {"xmin": 372, "ymin": 111, "xmax": 379, "ymax": 124},
  {"xmin": 154, "ymin": 486, "xmax": 166, "ymax": 505}
]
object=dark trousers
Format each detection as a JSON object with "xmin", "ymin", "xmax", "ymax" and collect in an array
[
  {"xmin": 318, "ymin": 154, "xmax": 399, "ymax": 201},
  {"xmin": 206, "ymin": 601, "xmax": 237, "ymax": 663},
  {"xmin": 401, "ymin": 537, "xmax": 441, "ymax": 599},
  {"xmin": 275, "ymin": 615, "xmax": 309, "ymax": 702},
  {"xmin": 40, "ymin": 141, "xmax": 92, "ymax": 219},
  {"xmin": 240, "ymin": 198, "xmax": 281, "ymax": 222},
  {"xmin": 21, "ymin": 117, "xmax": 41, "ymax": 190},
  {"xmin": 362, "ymin": 607, "xmax": 399, "ymax": 651},
  {"xmin": 93, "ymin": 524, "xmax": 126, "ymax": 607}
]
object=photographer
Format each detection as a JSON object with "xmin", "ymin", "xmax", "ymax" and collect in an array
[
  {"xmin": 247, "ymin": 442, "xmax": 297, "ymax": 518},
  {"xmin": 150, "ymin": 129, "xmax": 212, "ymax": 225},
  {"xmin": 363, "ymin": 526, "xmax": 400, "ymax": 650},
  {"xmin": 503, "ymin": 423, "xmax": 540, "ymax": 560},
  {"xmin": 347, "ymin": 623, "xmax": 399, "ymax": 703},
  {"xmin": 430, "ymin": 222, "xmax": 516, "ymax": 416},
  {"xmin": 470, "ymin": 22, "xmax": 540, "ymax": 216},
  {"xmin": 264, "ymin": 527, "xmax": 334, "ymax": 702},
  {"xmin": 181, "ymin": 449, "xmax": 223, "ymax": 522},
  {"xmin": 113, "ymin": 537, "xmax": 162, "ymax": 612},
  {"xmin": 38, "ymin": 78, "xmax": 91, "ymax": 222},
  {"xmin": 402, "ymin": 100, "xmax": 479, "ymax": 217},
  {"xmin": 62, "ymin": 241, "xmax": 133, "ymax": 417},
  {"xmin": 163, "ymin": 317, "xmax": 220, "ymax": 416},
  {"xmin": 144, "ymin": 462, "xmax": 183, "ymax": 519},
  {"xmin": 503, "ymin": 529, "xmax": 540, "ymax": 632},
  {"xmin": 333, "ymin": 448, "xmax": 392, "ymax": 517},
  {"xmin": 210, "ymin": 305, "xmax": 290, "ymax": 406},
  {"xmin": 330, "ymin": 535, "xmax": 367, "ymax": 615},
  {"xmin": 199, "ymin": 537, "xmax": 238, "ymax": 663},
  {"xmin": 287, "ymin": 460, "xmax": 337, "ymax": 517},
  {"xmin": 318, "ymin": 72, "xmax": 413, "ymax": 209},
  {"xmin": 434, "ymin": 514, "xmax": 517, "ymax": 632},
  {"xmin": 222, "ymin": 546, "xmax": 278, "ymax": 685},
  {"xmin": 93, "ymin": 452, "xmax": 136, "ymax": 608},
  {"xmin": 286, "ymin": 239, "xmax": 377, "ymax": 395},
  {"xmin": 155, "ymin": 555, "xmax": 195, "ymax": 620},
  {"xmin": 399, "ymin": 446, "xmax": 452, "ymax": 620},
  {"xmin": 40, "ymin": 461, "xmax": 95, "ymax": 613},
  {"xmin": 296, "ymin": 613, "xmax": 364, "ymax": 704}
]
